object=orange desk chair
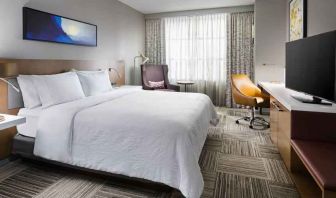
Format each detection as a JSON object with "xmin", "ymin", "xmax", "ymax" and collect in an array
[{"xmin": 231, "ymin": 74, "xmax": 270, "ymax": 129}]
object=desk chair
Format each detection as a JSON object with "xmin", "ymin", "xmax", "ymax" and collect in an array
[{"xmin": 231, "ymin": 74, "xmax": 270, "ymax": 129}]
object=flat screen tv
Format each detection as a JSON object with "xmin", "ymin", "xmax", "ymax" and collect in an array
[
  {"xmin": 286, "ymin": 30, "xmax": 336, "ymax": 104},
  {"xmin": 23, "ymin": 7, "xmax": 97, "ymax": 47}
]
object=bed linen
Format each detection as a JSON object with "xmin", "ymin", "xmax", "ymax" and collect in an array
[
  {"xmin": 17, "ymin": 107, "xmax": 43, "ymax": 138},
  {"xmin": 33, "ymin": 88, "xmax": 218, "ymax": 198}
]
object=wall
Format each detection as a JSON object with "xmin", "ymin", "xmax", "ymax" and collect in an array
[
  {"xmin": 0, "ymin": 0, "xmax": 145, "ymax": 84},
  {"xmin": 255, "ymin": 0, "xmax": 336, "ymax": 83},
  {"xmin": 145, "ymin": 5, "xmax": 254, "ymax": 19},
  {"xmin": 286, "ymin": 0, "xmax": 336, "ymax": 39},
  {"xmin": 254, "ymin": 0, "xmax": 287, "ymax": 83}
]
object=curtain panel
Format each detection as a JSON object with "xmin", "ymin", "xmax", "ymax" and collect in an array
[
  {"xmin": 225, "ymin": 12, "xmax": 255, "ymax": 107},
  {"xmin": 145, "ymin": 19, "xmax": 166, "ymax": 64}
]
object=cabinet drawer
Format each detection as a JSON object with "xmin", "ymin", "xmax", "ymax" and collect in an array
[{"xmin": 270, "ymin": 97, "xmax": 279, "ymax": 144}]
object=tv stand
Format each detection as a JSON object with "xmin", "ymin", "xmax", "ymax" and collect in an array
[
  {"xmin": 258, "ymin": 82, "xmax": 336, "ymax": 198},
  {"xmin": 291, "ymin": 94, "xmax": 332, "ymax": 106}
]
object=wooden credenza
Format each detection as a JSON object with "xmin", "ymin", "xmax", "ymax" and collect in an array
[
  {"xmin": 260, "ymin": 82, "xmax": 336, "ymax": 198},
  {"xmin": 270, "ymin": 96, "xmax": 292, "ymax": 168}
]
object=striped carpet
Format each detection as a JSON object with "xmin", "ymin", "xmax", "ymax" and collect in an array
[{"xmin": 0, "ymin": 108, "xmax": 299, "ymax": 198}]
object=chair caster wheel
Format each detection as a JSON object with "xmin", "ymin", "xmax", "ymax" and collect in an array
[
  {"xmin": 249, "ymin": 125, "xmax": 253, "ymax": 129},
  {"xmin": 236, "ymin": 120, "xmax": 239, "ymax": 124}
]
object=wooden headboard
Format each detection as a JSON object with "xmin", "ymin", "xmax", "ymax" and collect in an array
[
  {"xmin": 0, "ymin": 58, "xmax": 125, "ymax": 114},
  {"xmin": 0, "ymin": 58, "xmax": 125, "ymax": 159}
]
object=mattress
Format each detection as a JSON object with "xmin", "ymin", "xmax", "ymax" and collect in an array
[{"xmin": 17, "ymin": 107, "xmax": 43, "ymax": 138}]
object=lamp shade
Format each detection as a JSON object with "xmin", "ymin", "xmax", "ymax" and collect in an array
[{"xmin": 0, "ymin": 63, "xmax": 18, "ymax": 77}]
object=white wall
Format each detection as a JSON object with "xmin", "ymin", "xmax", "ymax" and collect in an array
[
  {"xmin": 0, "ymin": 0, "xmax": 145, "ymax": 84},
  {"xmin": 255, "ymin": 0, "xmax": 336, "ymax": 83},
  {"xmin": 286, "ymin": 0, "xmax": 336, "ymax": 39},
  {"xmin": 145, "ymin": 5, "xmax": 254, "ymax": 19},
  {"xmin": 254, "ymin": 0, "xmax": 287, "ymax": 83}
]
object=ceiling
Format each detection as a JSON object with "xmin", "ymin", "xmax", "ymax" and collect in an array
[{"xmin": 118, "ymin": 0, "xmax": 255, "ymax": 14}]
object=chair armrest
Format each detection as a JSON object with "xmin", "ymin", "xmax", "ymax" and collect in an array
[
  {"xmin": 142, "ymin": 85, "xmax": 154, "ymax": 90},
  {"xmin": 232, "ymin": 85, "xmax": 258, "ymax": 107}
]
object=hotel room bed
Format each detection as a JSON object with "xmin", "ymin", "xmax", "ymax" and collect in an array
[{"xmin": 12, "ymin": 86, "xmax": 217, "ymax": 198}]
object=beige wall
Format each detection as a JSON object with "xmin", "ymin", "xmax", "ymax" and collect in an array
[
  {"xmin": 255, "ymin": 0, "xmax": 336, "ymax": 83},
  {"xmin": 254, "ymin": 0, "xmax": 287, "ymax": 83},
  {"xmin": 0, "ymin": 0, "xmax": 145, "ymax": 84},
  {"xmin": 145, "ymin": 5, "xmax": 254, "ymax": 19},
  {"xmin": 286, "ymin": 0, "xmax": 336, "ymax": 39}
]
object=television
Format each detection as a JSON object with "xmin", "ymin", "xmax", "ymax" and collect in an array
[
  {"xmin": 286, "ymin": 30, "xmax": 336, "ymax": 104},
  {"xmin": 23, "ymin": 7, "xmax": 97, "ymax": 47}
]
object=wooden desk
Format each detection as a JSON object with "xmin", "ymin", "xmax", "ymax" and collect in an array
[{"xmin": 259, "ymin": 82, "xmax": 336, "ymax": 198}]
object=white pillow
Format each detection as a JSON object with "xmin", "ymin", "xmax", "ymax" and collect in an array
[
  {"xmin": 17, "ymin": 75, "xmax": 42, "ymax": 109},
  {"xmin": 76, "ymin": 70, "xmax": 112, "ymax": 96},
  {"xmin": 33, "ymin": 72, "xmax": 85, "ymax": 108}
]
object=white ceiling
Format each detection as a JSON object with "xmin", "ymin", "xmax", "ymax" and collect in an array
[{"xmin": 118, "ymin": 0, "xmax": 255, "ymax": 14}]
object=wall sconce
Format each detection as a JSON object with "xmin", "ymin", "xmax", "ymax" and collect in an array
[{"xmin": 0, "ymin": 63, "xmax": 20, "ymax": 92}]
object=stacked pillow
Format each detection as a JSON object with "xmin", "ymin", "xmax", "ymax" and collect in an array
[
  {"xmin": 17, "ymin": 70, "xmax": 113, "ymax": 109},
  {"xmin": 77, "ymin": 70, "xmax": 112, "ymax": 96}
]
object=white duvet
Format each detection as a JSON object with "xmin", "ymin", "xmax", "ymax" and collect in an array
[{"xmin": 34, "ymin": 88, "xmax": 218, "ymax": 198}]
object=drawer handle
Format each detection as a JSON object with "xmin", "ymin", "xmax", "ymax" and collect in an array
[{"xmin": 271, "ymin": 101, "xmax": 283, "ymax": 112}]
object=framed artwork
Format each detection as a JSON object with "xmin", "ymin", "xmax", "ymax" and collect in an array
[
  {"xmin": 289, "ymin": 0, "xmax": 307, "ymax": 41},
  {"xmin": 23, "ymin": 7, "xmax": 97, "ymax": 47}
]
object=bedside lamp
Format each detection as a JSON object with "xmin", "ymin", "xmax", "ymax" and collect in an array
[{"xmin": 0, "ymin": 63, "xmax": 20, "ymax": 92}]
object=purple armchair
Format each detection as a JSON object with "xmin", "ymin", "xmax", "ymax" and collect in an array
[{"xmin": 141, "ymin": 64, "xmax": 180, "ymax": 92}]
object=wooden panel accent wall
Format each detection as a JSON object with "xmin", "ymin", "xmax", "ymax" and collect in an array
[
  {"xmin": 0, "ymin": 58, "xmax": 126, "ymax": 159},
  {"xmin": 0, "ymin": 59, "xmax": 125, "ymax": 86}
]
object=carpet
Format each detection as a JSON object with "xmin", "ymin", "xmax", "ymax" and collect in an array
[{"xmin": 0, "ymin": 108, "xmax": 299, "ymax": 198}]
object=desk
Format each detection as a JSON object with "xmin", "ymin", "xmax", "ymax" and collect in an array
[{"xmin": 259, "ymin": 82, "xmax": 336, "ymax": 198}]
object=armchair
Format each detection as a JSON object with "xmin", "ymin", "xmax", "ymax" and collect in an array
[{"xmin": 140, "ymin": 64, "xmax": 180, "ymax": 92}]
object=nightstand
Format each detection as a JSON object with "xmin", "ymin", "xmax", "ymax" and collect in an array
[
  {"xmin": 0, "ymin": 114, "xmax": 25, "ymax": 165},
  {"xmin": 0, "ymin": 114, "xmax": 25, "ymax": 130}
]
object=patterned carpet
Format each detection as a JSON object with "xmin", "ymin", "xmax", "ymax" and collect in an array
[{"xmin": 0, "ymin": 108, "xmax": 299, "ymax": 198}]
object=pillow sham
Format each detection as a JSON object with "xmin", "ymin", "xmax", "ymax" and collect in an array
[
  {"xmin": 148, "ymin": 80, "xmax": 165, "ymax": 89},
  {"xmin": 33, "ymin": 72, "xmax": 85, "ymax": 108},
  {"xmin": 17, "ymin": 75, "xmax": 42, "ymax": 109},
  {"xmin": 76, "ymin": 70, "xmax": 112, "ymax": 96}
]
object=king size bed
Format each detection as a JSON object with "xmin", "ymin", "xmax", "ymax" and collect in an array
[{"xmin": 11, "ymin": 71, "xmax": 218, "ymax": 198}]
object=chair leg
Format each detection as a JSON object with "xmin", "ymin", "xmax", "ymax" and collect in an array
[
  {"xmin": 249, "ymin": 108, "xmax": 255, "ymax": 129},
  {"xmin": 234, "ymin": 107, "xmax": 270, "ymax": 130},
  {"xmin": 249, "ymin": 107, "xmax": 270, "ymax": 129},
  {"xmin": 235, "ymin": 116, "xmax": 250, "ymax": 124}
]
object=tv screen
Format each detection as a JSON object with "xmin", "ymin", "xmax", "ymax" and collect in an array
[
  {"xmin": 23, "ymin": 7, "xmax": 97, "ymax": 46},
  {"xmin": 286, "ymin": 31, "xmax": 336, "ymax": 102}
]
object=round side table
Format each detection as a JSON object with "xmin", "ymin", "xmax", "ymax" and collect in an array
[{"xmin": 177, "ymin": 80, "xmax": 195, "ymax": 92}]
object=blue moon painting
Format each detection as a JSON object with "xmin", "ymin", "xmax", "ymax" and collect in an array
[{"xmin": 23, "ymin": 7, "xmax": 97, "ymax": 47}]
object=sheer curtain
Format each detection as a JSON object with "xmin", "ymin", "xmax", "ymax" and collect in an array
[{"xmin": 165, "ymin": 14, "xmax": 227, "ymax": 106}]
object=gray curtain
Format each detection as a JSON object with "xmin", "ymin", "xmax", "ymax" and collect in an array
[
  {"xmin": 225, "ymin": 12, "xmax": 255, "ymax": 107},
  {"xmin": 145, "ymin": 19, "xmax": 166, "ymax": 64}
]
